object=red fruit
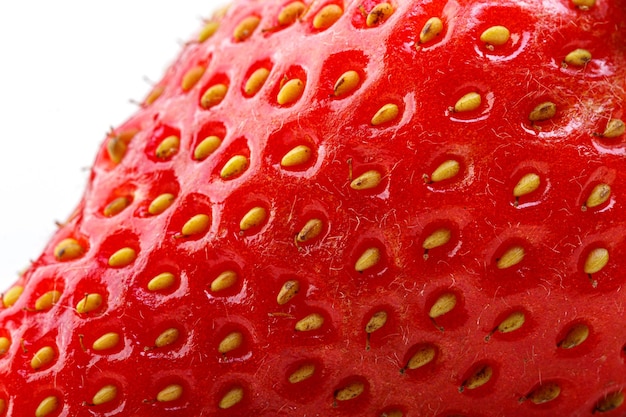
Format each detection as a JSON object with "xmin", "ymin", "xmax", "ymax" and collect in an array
[{"xmin": 2, "ymin": 0, "xmax": 626, "ymax": 416}]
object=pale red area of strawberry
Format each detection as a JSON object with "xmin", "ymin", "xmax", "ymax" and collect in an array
[{"xmin": 1, "ymin": 0, "xmax": 625, "ymax": 416}]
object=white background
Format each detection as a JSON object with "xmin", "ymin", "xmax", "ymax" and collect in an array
[{"xmin": 0, "ymin": 2, "xmax": 225, "ymax": 291}]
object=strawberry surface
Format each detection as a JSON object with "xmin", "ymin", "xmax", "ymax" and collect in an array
[{"xmin": 1, "ymin": 0, "xmax": 626, "ymax": 416}]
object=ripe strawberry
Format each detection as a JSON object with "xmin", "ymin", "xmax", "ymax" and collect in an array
[{"xmin": 2, "ymin": 0, "xmax": 626, "ymax": 416}]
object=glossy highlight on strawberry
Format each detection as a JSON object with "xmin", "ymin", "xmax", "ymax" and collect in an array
[{"xmin": 1, "ymin": 0, "xmax": 626, "ymax": 416}]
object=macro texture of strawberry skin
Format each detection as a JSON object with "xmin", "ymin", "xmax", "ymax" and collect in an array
[{"xmin": 1, "ymin": 0, "xmax": 626, "ymax": 416}]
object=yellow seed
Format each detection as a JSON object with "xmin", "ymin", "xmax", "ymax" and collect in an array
[
  {"xmin": 454, "ymin": 92, "xmax": 482, "ymax": 113},
  {"xmin": 2, "ymin": 286, "xmax": 23, "ymax": 308},
  {"xmin": 296, "ymin": 219, "xmax": 323, "ymax": 243},
  {"xmin": 355, "ymin": 247, "xmax": 381, "ymax": 272},
  {"xmin": 278, "ymin": 1, "xmax": 306, "ymax": 26},
  {"xmin": 281, "ymin": 145, "xmax": 312, "ymax": 167},
  {"xmin": 497, "ymin": 245, "xmax": 525, "ymax": 269},
  {"xmin": 430, "ymin": 160, "xmax": 460, "ymax": 182},
  {"xmin": 198, "ymin": 21, "xmax": 220, "ymax": 42},
  {"xmin": 480, "ymin": 25, "xmax": 510, "ymax": 46},
  {"xmin": 423, "ymin": 228, "xmax": 451, "ymax": 250},
  {"xmin": 103, "ymin": 197, "xmax": 130, "ymax": 217},
  {"xmin": 31, "ymin": 346, "xmax": 55, "ymax": 370},
  {"xmin": 313, "ymin": 4, "xmax": 343, "ymax": 30},
  {"xmin": 107, "ymin": 136, "xmax": 127, "ymax": 164},
  {"xmin": 218, "ymin": 332, "xmax": 243, "ymax": 354},
  {"xmin": 584, "ymin": 248, "xmax": 609, "ymax": 274},
  {"xmin": 200, "ymin": 83, "xmax": 228, "ymax": 109},
  {"xmin": 211, "ymin": 270, "xmax": 238, "ymax": 292},
  {"xmin": 148, "ymin": 193, "xmax": 175, "ymax": 215},
  {"xmin": 497, "ymin": 311, "xmax": 525, "ymax": 333},
  {"xmin": 529, "ymin": 101, "xmax": 557, "ymax": 122},
  {"xmin": 527, "ymin": 383, "xmax": 561, "ymax": 404},
  {"xmin": 108, "ymin": 247, "xmax": 137, "ymax": 268},
  {"xmin": 92, "ymin": 332, "xmax": 121, "ymax": 351},
  {"xmin": 181, "ymin": 66, "xmax": 205, "ymax": 91},
  {"xmin": 157, "ymin": 384, "xmax": 183, "ymax": 402},
  {"xmin": 366, "ymin": 2, "xmax": 394, "ymax": 27},
  {"xmin": 92, "ymin": 385, "xmax": 118, "ymax": 405},
  {"xmin": 564, "ymin": 49, "xmax": 592, "ymax": 67},
  {"xmin": 194, "ymin": 136, "xmax": 222, "ymax": 161},
  {"xmin": 181, "ymin": 214, "xmax": 211, "ymax": 237},
  {"xmin": 234, "ymin": 16, "xmax": 260, "ymax": 41},
  {"xmin": 351, "ymin": 170, "xmax": 382, "ymax": 190},
  {"xmin": 277, "ymin": 280, "xmax": 300, "ymax": 305},
  {"xmin": 0, "ymin": 337, "xmax": 10, "ymax": 355},
  {"xmin": 155, "ymin": 135, "xmax": 180, "ymax": 160},
  {"xmin": 35, "ymin": 396, "xmax": 59, "ymax": 417},
  {"xmin": 277, "ymin": 78, "xmax": 305, "ymax": 105},
  {"xmin": 572, "ymin": 0, "xmax": 596, "ymax": 9},
  {"xmin": 53, "ymin": 238, "xmax": 85, "ymax": 261},
  {"xmin": 244, "ymin": 68, "xmax": 270, "ymax": 96},
  {"xmin": 382, "ymin": 409, "xmax": 403, "ymax": 417},
  {"xmin": 35, "ymin": 290, "xmax": 62, "ymax": 311},
  {"xmin": 76, "ymin": 293, "xmax": 103, "ymax": 314},
  {"xmin": 596, "ymin": 391, "xmax": 625, "ymax": 413},
  {"xmin": 148, "ymin": 272, "xmax": 177, "ymax": 292},
  {"xmin": 514, "ymin": 173, "xmax": 541, "ymax": 197},
  {"xmin": 333, "ymin": 70, "xmax": 360, "ymax": 97},
  {"xmin": 407, "ymin": 345, "xmax": 436, "ymax": 369},
  {"xmin": 219, "ymin": 387, "xmax": 244, "ymax": 409},
  {"xmin": 371, "ymin": 103, "xmax": 400, "ymax": 126},
  {"xmin": 295, "ymin": 313, "xmax": 324, "ymax": 331},
  {"xmin": 144, "ymin": 85, "xmax": 165, "ymax": 106},
  {"xmin": 240, "ymin": 207, "xmax": 267, "ymax": 231},
  {"xmin": 420, "ymin": 17, "xmax": 444, "ymax": 44},
  {"xmin": 602, "ymin": 119, "xmax": 625, "ymax": 138},
  {"xmin": 365, "ymin": 311, "xmax": 388, "ymax": 333},
  {"xmin": 585, "ymin": 183, "xmax": 611, "ymax": 208},
  {"xmin": 155, "ymin": 328, "xmax": 180, "ymax": 348},
  {"xmin": 0, "ymin": 399, "xmax": 5, "ymax": 415},
  {"xmin": 462, "ymin": 365, "xmax": 493, "ymax": 390},
  {"xmin": 559, "ymin": 323, "xmax": 589, "ymax": 348},
  {"xmin": 429, "ymin": 293, "xmax": 457, "ymax": 319},
  {"xmin": 289, "ymin": 364, "xmax": 316, "ymax": 383},
  {"xmin": 220, "ymin": 155, "xmax": 249, "ymax": 179},
  {"xmin": 335, "ymin": 382, "xmax": 365, "ymax": 401}
]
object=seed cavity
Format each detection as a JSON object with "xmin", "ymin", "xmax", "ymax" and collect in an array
[
  {"xmin": 218, "ymin": 331, "xmax": 243, "ymax": 354},
  {"xmin": 428, "ymin": 159, "xmax": 460, "ymax": 183},
  {"xmin": 295, "ymin": 313, "xmax": 324, "ymax": 331},
  {"xmin": 194, "ymin": 136, "xmax": 222, "ymax": 161},
  {"xmin": 53, "ymin": 238, "xmax": 85, "ymax": 262},
  {"xmin": 181, "ymin": 66, "xmax": 205, "ymax": 91},
  {"xmin": 277, "ymin": 280, "xmax": 300, "ymax": 305},
  {"xmin": 157, "ymin": 384, "xmax": 183, "ymax": 402},
  {"xmin": 35, "ymin": 290, "xmax": 62, "ymax": 311},
  {"xmin": 419, "ymin": 17, "xmax": 444, "ymax": 45},
  {"xmin": 584, "ymin": 247, "xmax": 609, "ymax": 275},
  {"xmin": 335, "ymin": 381, "xmax": 365, "ymax": 401},
  {"xmin": 558, "ymin": 323, "xmax": 589, "ymax": 349},
  {"xmin": 460, "ymin": 365, "xmax": 493, "ymax": 391},
  {"xmin": 108, "ymin": 247, "xmax": 137, "ymax": 268},
  {"xmin": 453, "ymin": 92, "xmax": 481, "ymax": 113},
  {"xmin": 351, "ymin": 170, "xmax": 382, "ymax": 190},
  {"xmin": 219, "ymin": 386, "xmax": 244, "ymax": 409},
  {"xmin": 514, "ymin": 173, "xmax": 541, "ymax": 199},
  {"xmin": 480, "ymin": 25, "xmax": 510, "ymax": 48},
  {"xmin": 405, "ymin": 344, "xmax": 437, "ymax": 370},
  {"xmin": 211, "ymin": 270, "xmax": 238, "ymax": 292},
  {"xmin": 529, "ymin": 101, "xmax": 557, "ymax": 122},
  {"xmin": 2, "ymin": 286, "xmax": 24, "ymax": 308},
  {"xmin": 334, "ymin": 70, "xmax": 360, "ymax": 97},
  {"xmin": 244, "ymin": 68, "xmax": 271, "ymax": 96},
  {"xmin": 155, "ymin": 135, "xmax": 180, "ymax": 160},
  {"xmin": 104, "ymin": 197, "xmax": 131, "ymax": 217},
  {"xmin": 31, "ymin": 346, "xmax": 55, "ymax": 370},
  {"xmin": 313, "ymin": 4, "xmax": 343, "ymax": 30},
  {"xmin": 366, "ymin": 3, "xmax": 394, "ymax": 27},
  {"xmin": 355, "ymin": 247, "xmax": 381, "ymax": 272},
  {"xmin": 601, "ymin": 119, "xmax": 625, "ymax": 138},
  {"xmin": 148, "ymin": 193, "xmax": 175, "ymax": 215},
  {"xmin": 92, "ymin": 385, "xmax": 118, "ymax": 406},
  {"xmin": 296, "ymin": 219, "xmax": 323, "ymax": 244},
  {"xmin": 234, "ymin": 16, "xmax": 260, "ymax": 41},
  {"xmin": 289, "ymin": 363, "xmax": 316, "ymax": 383},
  {"xmin": 201, "ymin": 83, "xmax": 228, "ymax": 109},
  {"xmin": 181, "ymin": 214, "xmax": 211, "ymax": 237},
  {"xmin": 278, "ymin": 1, "xmax": 306, "ymax": 26},
  {"xmin": 240, "ymin": 207, "xmax": 267, "ymax": 232},
  {"xmin": 584, "ymin": 183, "xmax": 611, "ymax": 209},
  {"xmin": 371, "ymin": 103, "xmax": 400, "ymax": 126},
  {"xmin": 564, "ymin": 48, "xmax": 592, "ymax": 67},
  {"xmin": 35, "ymin": 396, "xmax": 59, "ymax": 417},
  {"xmin": 92, "ymin": 332, "xmax": 120, "ymax": 351},
  {"xmin": 277, "ymin": 78, "xmax": 305, "ymax": 105},
  {"xmin": 221, "ymin": 155, "xmax": 249, "ymax": 179},
  {"xmin": 198, "ymin": 21, "xmax": 220, "ymax": 42},
  {"xmin": 595, "ymin": 391, "xmax": 625, "ymax": 413},
  {"xmin": 496, "ymin": 245, "xmax": 525, "ymax": 269},
  {"xmin": 76, "ymin": 293, "xmax": 103, "ymax": 314},
  {"xmin": 281, "ymin": 145, "xmax": 312, "ymax": 167},
  {"xmin": 524, "ymin": 383, "xmax": 561, "ymax": 404}
]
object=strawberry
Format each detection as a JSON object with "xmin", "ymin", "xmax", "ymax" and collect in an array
[{"xmin": 1, "ymin": 0, "xmax": 626, "ymax": 416}]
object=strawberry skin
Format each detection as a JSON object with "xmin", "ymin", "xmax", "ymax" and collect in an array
[{"xmin": 2, "ymin": 0, "xmax": 626, "ymax": 416}]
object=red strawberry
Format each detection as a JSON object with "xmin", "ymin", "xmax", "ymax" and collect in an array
[{"xmin": 2, "ymin": 0, "xmax": 626, "ymax": 416}]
